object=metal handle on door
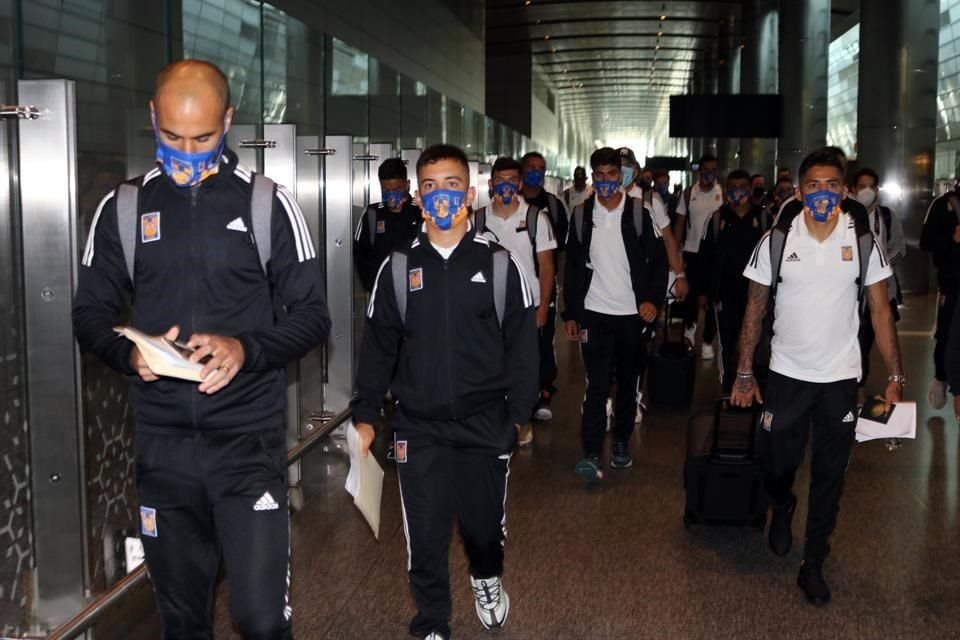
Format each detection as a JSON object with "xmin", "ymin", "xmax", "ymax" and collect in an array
[
  {"xmin": 0, "ymin": 105, "xmax": 40, "ymax": 120},
  {"xmin": 238, "ymin": 139, "xmax": 277, "ymax": 149},
  {"xmin": 353, "ymin": 154, "xmax": 379, "ymax": 162},
  {"xmin": 304, "ymin": 148, "xmax": 337, "ymax": 156}
]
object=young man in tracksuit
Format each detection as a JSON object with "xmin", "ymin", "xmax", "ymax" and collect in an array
[
  {"xmin": 354, "ymin": 157, "xmax": 422, "ymax": 293},
  {"xmin": 732, "ymin": 148, "xmax": 904, "ymax": 606},
  {"xmin": 696, "ymin": 169, "xmax": 772, "ymax": 391},
  {"xmin": 474, "ymin": 155, "xmax": 557, "ymax": 446},
  {"xmin": 520, "ymin": 151, "xmax": 566, "ymax": 419},
  {"xmin": 562, "ymin": 147, "xmax": 668, "ymax": 482},
  {"xmin": 351, "ymin": 144, "xmax": 538, "ymax": 640},
  {"xmin": 72, "ymin": 60, "xmax": 330, "ymax": 639}
]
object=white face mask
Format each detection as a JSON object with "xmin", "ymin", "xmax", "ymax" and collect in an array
[{"xmin": 855, "ymin": 188, "xmax": 878, "ymax": 208}]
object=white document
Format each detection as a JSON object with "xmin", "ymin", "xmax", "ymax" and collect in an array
[
  {"xmin": 114, "ymin": 326, "xmax": 205, "ymax": 382},
  {"xmin": 855, "ymin": 401, "xmax": 917, "ymax": 443},
  {"xmin": 345, "ymin": 422, "xmax": 384, "ymax": 539}
]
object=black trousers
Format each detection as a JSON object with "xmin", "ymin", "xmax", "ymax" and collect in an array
[
  {"xmin": 136, "ymin": 427, "xmax": 292, "ymax": 640},
  {"xmin": 714, "ymin": 299, "xmax": 746, "ymax": 392},
  {"xmin": 579, "ymin": 311, "xmax": 649, "ymax": 456},
  {"xmin": 539, "ymin": 304, "xmax": 558, "ymax": 397},
  {"xmin": 761, "ymin": 371, "xmax": 858, "ymax": 564},
  {"xmin": 934, "ymin": 290, "xmax": 957, "ymax": 382},
  {"xmin": 393, "ymin": 404, "xmax": 514, "ymax": 639},
  {"xmin": 681, "ymin": 251, "xmax": 717, "ymax": 342}
]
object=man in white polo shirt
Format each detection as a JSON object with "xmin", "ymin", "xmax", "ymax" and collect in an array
[
  {"xmin": 475, "ymin": 156, "xmax": 557, "ymax": 446},
  {"xmin": 562, "ymin": 147, "xmax": 667, "ymax": 482},
  {"xmin": 732, "ymin": 148, "xmax": 905, "ymax": 607},
  {"xmin": 673, "ymin": 153, "xmax": 724, "ymax": 358}
]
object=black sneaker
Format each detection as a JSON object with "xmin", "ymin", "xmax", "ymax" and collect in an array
[
  {"xmin": 797, "ymin": 561, "xmax": 831, "ymax": 606},
  {"xmin": 534, "ymin": 393, "xmax": 553, "ymax": 421},
  {"xmin": 610, "ymin": 441, "xmax": 633, "ymax": 469},
  {"xmin": 575, "ymin": 455, "xmax": 604, "ymax": 483},
  {"xmin": 768, "ymin": 494, "xmax": 797, "ymax": 556}
]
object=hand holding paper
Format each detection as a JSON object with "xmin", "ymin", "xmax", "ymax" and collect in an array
[
  {"xmin": 855, "ymin": 401, "xmax": 917, "ymax": 443},
  {"xmin": 345, "ymin": 421, "xmax": 384, "ymax": 539}
]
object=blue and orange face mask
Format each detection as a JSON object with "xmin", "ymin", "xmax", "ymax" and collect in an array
[
  {"xmin": 492, "ymin": 181, "xmax": 519, "ymax": 204},
  {"xmin": 420, "ymin": 189, "xmax": 469, "ymax": 230},
  {"xmin": 153, "ymin": 115, "xmax": 229, "ymax": 188},
  {"xmin": 383, "ymin": 189, "xmax": 406, "ymax": 209}
]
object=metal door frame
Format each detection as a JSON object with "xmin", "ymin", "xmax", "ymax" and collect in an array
[{"xmin": 323, "ymin": 136, "xmax": 353, "ymax": 410}]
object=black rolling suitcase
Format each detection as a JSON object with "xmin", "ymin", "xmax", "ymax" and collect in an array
[
  {"xmin": 683, "ymin": 397, "xmax": 767, "ymax": 529},
  {"xmin": 647, "ymin": 301, "xmax": 695, "ymax": 408}
]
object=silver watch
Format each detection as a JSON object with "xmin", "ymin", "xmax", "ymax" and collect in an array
[{"xmin": 888, "ymin": 374, "xmax": 907, "ymax": 386}]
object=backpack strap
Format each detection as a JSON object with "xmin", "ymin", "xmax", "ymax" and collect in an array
[
  {"xmin": 683, "ymin": 186, "xmax": 693, "ymax": 227},
  {"xmin": 391, "ymin": 251, "xmax": 408, "ymax": 322},
  {"xmin": 768, "ymin": 204, "xmax": 802, "ymax": 303},
  {"xmin": 251, "ymin": 173, "xmax": 275, "ymax": 276},
  {"xmin": 854, "ymin": 217, "xmax": 874, "ymax": 306},
  {"xmin": 116, "ymin": 183, "xmax": 139, "ymax": 284},
  {"xmin": 627, "ymin": 197, "xmax": 644, "ymax": 238},
  {"xmin": 711, "ymin": 208, "xmax": 721, "ymax": 242},
  {"xmin": 492, "ymin": 248, "xmax": 509, "ymax": 327},
  {"xmin": 525, "ymin": 204, "xmax": 539, "ymax": 246},
  {"xmin": 572, "ymin": 203, "xmax": 585, "ymax": 244},
  {"xmin": 949, "ymin": 193, "xmax": 960, "ymax": 227},
  {"xmin": 473, "ymin": 207, "xmax": 487, "ymax": 236},
  {"xmin": 366, "ymin": 204, "xmax": 379, "ymax": 246},
  {"xmin": 546, "ymin": 193, "xmax": 559, "ymax": 228}
]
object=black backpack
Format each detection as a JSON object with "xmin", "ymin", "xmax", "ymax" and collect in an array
[{"xmin": 473, "ymin": 204, "xmax": 542, "ymax": 275}]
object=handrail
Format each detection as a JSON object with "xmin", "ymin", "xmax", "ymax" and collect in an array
[{"xmin": 46, "ymin": 408, "xmax": 352, "ymax": 640}]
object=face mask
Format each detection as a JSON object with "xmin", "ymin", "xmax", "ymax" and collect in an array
[
  {"xmin": 383, "ymin": 189, "xmax": 405, "ymax": 209},
  {"xmin": 775, "ymin": 188, "xmax": 793, "ymax": 202},
  {"xmin": 154, "ymin": 124, "xmax": 226, "ymax": 188},
  {"xmin": 752, "ymin": 187, "xmax": 766, "ymax": 200},
  {"xmin": 701, "ymin": 170, "xmax": 718, "ymax": 185},
  {"xmin": 421, "ymin": 189, "xmax": 467, "ymax": 230},
  {"xmin": 595, "ymin": 180, "xmax": 620, "ymax": 200},
  {"xmin": 728, "ymin": 187, "xmax": 750, "ymax": 206},
  {"xmin": 492, "ymin": 181, "xmax": 519, "ymax": 204},
  {"xmin": 855, "ymin": 188, "xmax": 878, "ymax": 209},
  {"xmin": 655, "ymin": 184, "xmax": 670, "ymax": 198},
  {"xmin": 804, "ymin": 190, "xmax": 842, "ymax": 222},
  {"xmin": 639, "ymin": 179, "xmax": 652, "ymax": 190},
  {"xmin": 621, "ymin": 166, "xmax": 635, "ymax": 188},
  {"xmin": 523, "ymin": 169, "xmax": 545, "ymax": 188}
]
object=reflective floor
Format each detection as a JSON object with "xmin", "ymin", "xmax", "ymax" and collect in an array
[{"xmin": 118, "ymin": 293, "xmax": 960, "ymax": 639}]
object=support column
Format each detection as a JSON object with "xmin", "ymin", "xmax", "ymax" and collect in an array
[
  {"xmin": 856, "ymin": 0, "xmax": 938, "ymax": 241},
  {"xmin": 777, "ymin": 0, "xmax": 829, "ymax": 177},
  {"xmin": 716, "ymin": 11, "xmax": 742, "ymax": 173},
  {"xmin": 740, "ymin": 0, "xmax": 779, "ymax": 180}
]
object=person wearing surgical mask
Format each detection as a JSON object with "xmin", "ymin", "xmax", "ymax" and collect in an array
[
  {"xmin": 852, "ymin": 167, "xmax": 905, "ymax": 397},
  {"xmin": 354, "ymin": 157, "xmax": 422, "ymax": 293},
  {"xmin": 352, "ymin": 144, "xmax": 537, "ymax": 640},
  {"xmin": 673, "ymin": 153, "xmax": 724, "ymax": 358},
  {"xmin": 733, "ymin": 148, "xmax": 903, "ymax": 608},
  {"xmin": 694, "ymin": 169, "xmax": 772, "ymax": 391},
  {"xmin": 73, "ymin": 60, "xmax": 330, "ymax": 639}
]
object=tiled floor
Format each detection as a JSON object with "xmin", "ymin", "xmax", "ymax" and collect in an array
[{"xmin": 118, "ymin": 293, "xmax": 960, "ymax": 639}]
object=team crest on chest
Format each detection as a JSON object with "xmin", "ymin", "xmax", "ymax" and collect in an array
[
  {"xmin": 141, "ymin": 212, "xmax": 160, "ymax": 243},
  {"xmin": 841, "ymin": 245, "xmax": 854, "ymax": 262},
  {"xmin": 376, "ymin": 220, "xmax": 386, "ymax": 234},
  {"xmin": 408, "ymin": 267, "xmax": 423, "ymax": 292}
]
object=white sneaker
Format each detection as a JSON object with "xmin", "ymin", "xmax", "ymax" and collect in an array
[
  {"xmin": 517, "ymin": 423, "xmax": 534, "ymax": 447},
  {"xmin": 470, "ymin": 575, "xmax": 509, "ymax": 630},
  {"xmin": 701, "ymin": 343, "xmax": 715, "ymax": 360},
  {"xmin": 605, "ymin": 397, "xmax": 614, "ymax": 432},
  {"xmin": 683, "ymin": 324, "xmax": 697, "ymax": 347},
  {"xmin": 928, "ymin": 379, "xmax": 947, "ymax": 410},
  {"xmin": 424, "ymin": 633, "xmax": 446, "ymax": 640},
  {"xmin": 635, "ymin": 393, "xmax": 646, "ymax": 425}
]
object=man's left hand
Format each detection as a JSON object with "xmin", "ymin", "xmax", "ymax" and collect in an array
[
  {"xmin": 883, "ymin": 380, "xmax": 903, "ymax": 411},
  {"xmin": 187, "ymin": 334, "xmax": 246, "ymax": 394},
  {"xmin": 536, "ymin": 304, "xmax": 549, "ymax": 328},
  {"xmin": 673, "ymin": 276, "xmax": 689, "ymax": 302},
  {"xmin": 638, "ymin": 302, "xmax": 657, "ymax": 323}
]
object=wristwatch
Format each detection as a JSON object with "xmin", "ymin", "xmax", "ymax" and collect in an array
[{"xmin": 888, "ymin": 373, "xmax": 907, "ymax": 386}]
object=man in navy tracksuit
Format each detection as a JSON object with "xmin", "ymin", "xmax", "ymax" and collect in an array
[
  {"xmin": 72, "ymin": 60, "xmax": 329, "ymax": 639},
  {"xmin": 351, "ymin": 144, "xmax": 538, "ymax": 640},
  {"xmin": 354, "ymin": 157, "xmax": 422, "ymax": 293}
]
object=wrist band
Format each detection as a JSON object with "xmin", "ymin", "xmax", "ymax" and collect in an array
[{"xmin": 736, "ymin": 371, "xmax": 754, "ymax": 378}]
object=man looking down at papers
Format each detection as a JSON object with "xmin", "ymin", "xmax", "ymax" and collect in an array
[
  {"xmin": 350, "ymin": 144, "xmax": 538, "ymax": 640},
  {"xmin": 72, "ymin": 59, "xmax": 329, "ymax": 639}
]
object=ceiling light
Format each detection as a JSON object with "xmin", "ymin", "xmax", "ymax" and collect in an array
[
  {"xmin": 660, "ymin": 15, "xmax": 667, "ymax": 21},
  {"xmin": 524, "ymin": 0, "xmax": 532, "ymax": 5},
  {"xmin": 544, "ymin": 35, "xmax": 551, "ymax": 40},
  {"xmin": 657, "ymin": 31, "xmax": 662, "ymax": 37}
]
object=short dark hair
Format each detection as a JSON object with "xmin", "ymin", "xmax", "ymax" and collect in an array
[
  {"xmin": 776, "ymin": 176, "xmax": 794, "ymax": 188},
  {"xmin": 823, "ymin": 145, "xmax": 847, "ymax": 160},
  {"xmin": 416, "ymin": 144, "xmax": 470, "ymax": 179},
  {"xmin": 852, "ymin": 167, "xmax": 880, "ymax": 187},
  {"xmin": 590, "ymin": 147, "xmax": 621, "ymax": 171},
  {"xmin": 798, "ymin": 148, "xmax": 845, "ymax": 182},
  {"xmin": 699, "ymin": 153, "xmax": 718, "ymax": 166},
  {"xmin": 726, "ymin": 169, "xmax": 751, "ymax": 184},
  {"xmin": 521, "ymin": 151, "xmax": 546, "ymax": 167},
  {"xmin": 491, "ymin": 156, "xmax": 522, "ymax": 177},
  {"xmin": 749, "ymin": 173, "xmax": 764, "ymax": 183},
  {"xmin": 378, "ymin": 157, "xmax": 407, "ymax": 181}
]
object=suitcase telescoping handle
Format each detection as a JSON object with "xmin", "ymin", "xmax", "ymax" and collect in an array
[
  {"xmin": 660, "ymin": 295, "xmax": 684, "ymax": 346},
  {"xmin": 712, "ymin": 395, "xmax": 761, "ymax": 458}
]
